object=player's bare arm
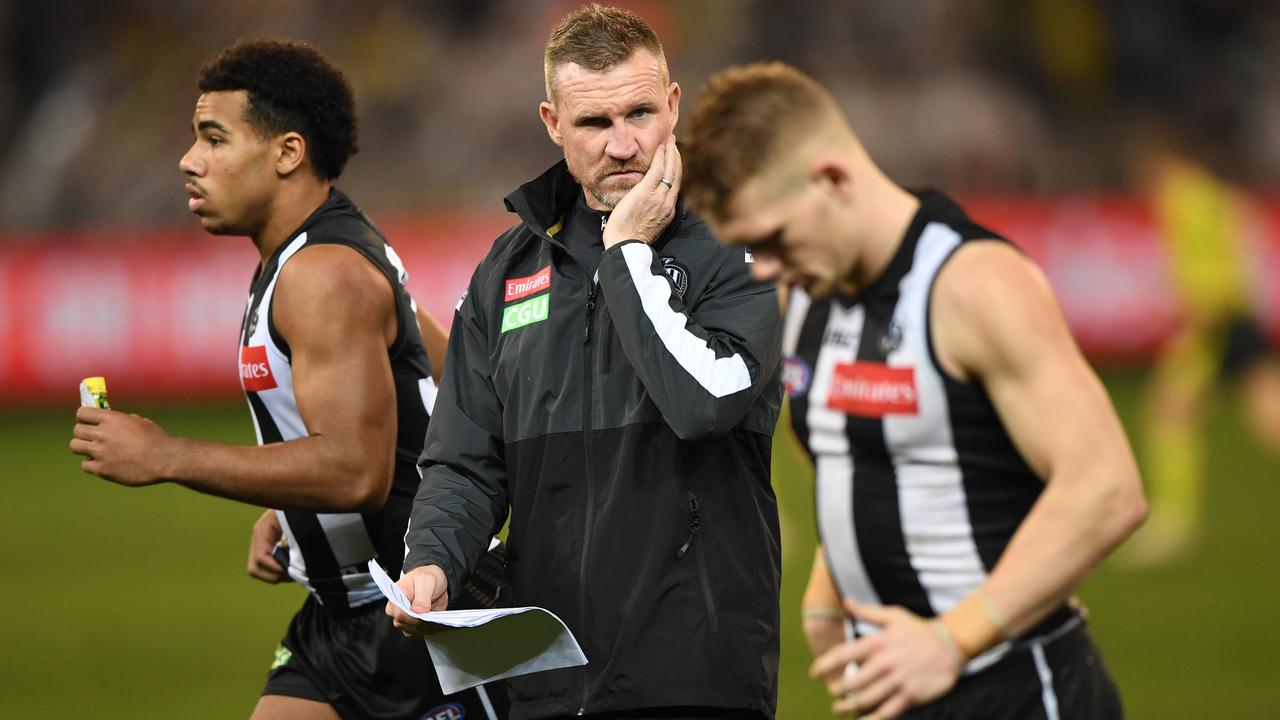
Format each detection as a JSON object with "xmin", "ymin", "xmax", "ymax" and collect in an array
[
  {"xmin": 933, "ymin": 241, "xmax": 1146, "ymax": 643},
  {"xmin": 814, "ymin": 241, "xmax": 1147, "ymax": 718},
  {"xmin": 71, "ymin": 243, "xmax": 400, "ymax": 512},
  {"xmin": 415, "ymin": 301, "xmax": 448, "ymax": 383},
  {"xmin": 801, "ymin": 546, "xmax": 845, "ymax": 659}
]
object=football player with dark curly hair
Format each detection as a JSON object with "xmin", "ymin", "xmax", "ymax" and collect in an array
[{"xmin": 71, "ymin": 38, "xmax": 501, "ymax": 720}]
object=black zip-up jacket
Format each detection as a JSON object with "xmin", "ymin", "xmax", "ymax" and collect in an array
[{"xmin": 405, "ymin": 161, "xmax": 783, "ymax": 719}]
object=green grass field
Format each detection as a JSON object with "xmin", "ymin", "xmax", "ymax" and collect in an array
[{"xmin": 2, "ymin": 371, "xmax": 1277, "ymax": 718}]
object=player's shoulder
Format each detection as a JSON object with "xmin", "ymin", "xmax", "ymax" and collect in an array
[
  {"xmin": 942, "ymin": 235, "xmax": 1021, "ymax": 272},
  {"xmin": 277, "ymin": 242, "xmax": 391, "ymax": 310},
  {"xmin": 932, "ymin": 239, "xmax": 1063, "ymax": 374},
  {"xmin": 937, "ymin": 240, "xmax": 1057, "ymax": 329},
  {"xmin": 271, "ymin": 242, "xmax": 396, "ymax": 347},
  {"xmin": 937, "ymin": 239, "xmax": 1048, "ymax": 307}
]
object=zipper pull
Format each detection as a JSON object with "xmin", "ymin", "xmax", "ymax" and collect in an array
[
  {"xmin": 584, "ymin": 288, "xmax": 596, "ymax": 343},
  {"xmin": 676, "ymin": 496, "xmax": 702, "ymax": 558},
  {"xmin": 600, "ymin": 214, "xmax": 608, "ymax": 232}
]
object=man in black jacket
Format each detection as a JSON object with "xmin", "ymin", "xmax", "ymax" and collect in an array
[{"xmin": 386, "ymin": 5, "xmax": 783, "ymax": 720}]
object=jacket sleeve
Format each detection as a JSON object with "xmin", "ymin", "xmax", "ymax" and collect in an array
[
  {"xmin": 403, "ymin": 272, "xmax": 508, "ymax": 593},
  {"xmin": 597, "ymin": 238, "xmax": 782, "ymax": 441}
]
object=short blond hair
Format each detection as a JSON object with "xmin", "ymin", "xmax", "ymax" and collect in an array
[
  {"xmin": 685, "ymin": 62, "xmax": 843, "ymax": 222},
  {"xmin": 544, "ymin": 3, "xmax": 668, "ymax": 102}
]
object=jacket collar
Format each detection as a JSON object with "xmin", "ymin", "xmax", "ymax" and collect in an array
[{"xmin": 504, "ymin": 159, "xmax": 689, "ymax": 251}]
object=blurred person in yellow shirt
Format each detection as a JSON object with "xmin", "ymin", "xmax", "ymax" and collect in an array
[{"xmin": 1123, "ymin": 133, "xmax": 1280, "ymax": 566}]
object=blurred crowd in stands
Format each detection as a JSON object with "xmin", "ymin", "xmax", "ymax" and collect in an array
[{"xmin": 1, "ymin": 0, "xmax": 1276, "ymax": 234}]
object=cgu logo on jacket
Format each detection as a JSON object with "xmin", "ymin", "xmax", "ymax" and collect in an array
[
  {"xmin": 827, "ymin": 362, "xmax": 918, "ymax": 417},
  {"xmin": 501, "ymin": 266, "xmax": 551, "ymax": 333},
  {"xmin": 239, "ymin": 345, "xmax": 277, "ymax": 392}
]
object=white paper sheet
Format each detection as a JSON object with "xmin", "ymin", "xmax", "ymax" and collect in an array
[{"xmin": 369, "ymin": 560, "xmax": 588, "ymax": 694}]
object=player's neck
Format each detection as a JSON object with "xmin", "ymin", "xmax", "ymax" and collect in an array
[
  {"xmin": 845, "ymin": 181, "xmax": 919, "ymax": 294},
  {"xmin": 251, "ymin": 181, "xmax": 332, "ymax": 264}
]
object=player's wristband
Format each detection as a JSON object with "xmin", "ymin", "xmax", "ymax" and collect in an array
[
  {"xmin": 930, "ymin": 619, "xmax": 965, "ymax": 666},
  {"xmin": 977, "ymin": 587, "xmax": 1015, "ymax": 643},
  {"xmin": 939, "ymin": 593, "xmax": 1004, "ymax": 660},
  {"xmin": 802, "ymin": 606, "xmax": 843, "ymax": 620}
]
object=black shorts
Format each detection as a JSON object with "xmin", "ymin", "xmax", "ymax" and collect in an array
[
  {"xmin": 561, "ymin": 709, "xmax": 765, "ymax": 720},
  {"xmin": 902, "ymin": 617, "xmax": 1122, "ymax": 720},
  {"xmin": 1221, "ymin": 315, "xmax": 1274, "ymax": 378},
  {"xmin": 263, "ymin": 594, "xmax": 506, "ymax": 720}
]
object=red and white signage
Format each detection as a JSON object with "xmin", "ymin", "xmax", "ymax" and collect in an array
[
  {"xmin": 1, "ymin": 199, "xmax": 1278, "ymax": 405},
  {"xmin": 0, "ymin": 215, "xmax": 505, "ymax": 405},
  {"xmin": 238, "ymin": 345, "xmax": 276, "ymax": 392},
  {"xmin": 828, "ymin": 362, "xmax": 919, "ymax": 417},
  {"xmin": 504, "ymin": 266, "xmax": 551, "ymax": 302}
]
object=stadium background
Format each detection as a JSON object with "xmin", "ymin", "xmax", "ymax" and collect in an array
[{"xmin": 2, "ymin": 1, "xmax": 1279, "ymax": 717}]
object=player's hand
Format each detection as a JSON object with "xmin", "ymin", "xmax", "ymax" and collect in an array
[
  {"xmin": 69, "ymin": 407, "xmax": 173, "ymax": 486},
  {"xmin": 247, "ymin": 510, "xmax": 288, "ymax": 584},
  {"xmin": 810, "ymin": 599, "xmax": 963, "ymax": 719},
  {"xmin": 386, "ymin": 564, "xmax": 449, "ymax": 638},
  {"xmin": 602, "ymin": 134, "xmax": 681, "ymax": 249}
]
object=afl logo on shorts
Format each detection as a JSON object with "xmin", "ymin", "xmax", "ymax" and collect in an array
[
  {"xmin": 420, "ymin": 702, "xmax": 465, "ymax": 720},
  {"xmin": 660, "ymin": 256, "xmax": 689, "ymax": 300},
  {"xmin": 782, "ymin": 356, "xmax": 811, "ymax": 398}
]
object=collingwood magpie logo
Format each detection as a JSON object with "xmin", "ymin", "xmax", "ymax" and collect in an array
[
  {"xmin": 660, "ymin": 256, "xmax": 690, "ymax": 300},
  {"xmin": 246, "ymin": 309, "xmax": 260, "ymax": 338},
  {"xmin": 880, "ymin": 320, "xmax": 904, "ymax": 355}
]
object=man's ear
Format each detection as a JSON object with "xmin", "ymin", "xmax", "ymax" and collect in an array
[
  {"xmin": 667, "ymin": 81, "xmax": 681, "ymax": 132},
  {"xmin": 539, "ymin": 101, "xmax": 564, "ymax": 147},
  {"xmin": 276, "ymin": 132, "xmax": 307, "ymax": 177},
  {"xmin": 811, "ymin": 157, "xmax": 853, "ymax": 203}
]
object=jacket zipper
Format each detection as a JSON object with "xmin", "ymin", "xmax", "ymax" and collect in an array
[
  {"xmin": 675, "ymin": 493, "xmax": 701, "ymax": 558},
  {"xmin": 577, "ymin": 284, "xmax": 597, "ymax": 715},
  {"xmin": 676, "ymin": 491, "xmax": 720, "ymax": 633}
]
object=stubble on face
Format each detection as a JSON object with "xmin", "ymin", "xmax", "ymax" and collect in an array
[
  {"xmin": 550, "ymin": 50, "xmax": 672, "ymax": 211},
  {"xmin": 586, "ymin": 162, "xmax": 646, "ymax": 209}
]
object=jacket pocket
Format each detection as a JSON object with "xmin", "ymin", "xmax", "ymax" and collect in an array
[
  {"xmin": 600, "ymin": 312, "xmax": 614, "ymax": 374},
  {"xmin": 676, "ymin": 490, "xmax": 720, "ymax": 633}
]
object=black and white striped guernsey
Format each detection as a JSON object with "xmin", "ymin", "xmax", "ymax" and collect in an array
[
  {"xmin": 784, "ymin": 190, "xmax": 1073, "ymax": 671},
  {"xmin": 238, "ymin": 189, "xmax": 436, "ymax": 611}
]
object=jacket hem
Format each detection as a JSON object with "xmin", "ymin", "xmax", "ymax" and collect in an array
[{"xmin": 508, "ymin": 688, "xmax": 775, "ymax": 720}]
